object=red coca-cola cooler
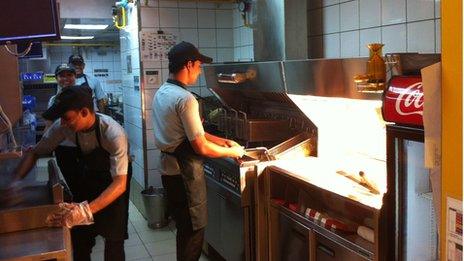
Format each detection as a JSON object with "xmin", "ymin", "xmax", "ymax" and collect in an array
[
  {"xmin": 382, "ymin": 75, "xmax": 423, "ymax": 127},
  {"xmin": 382, "ymin": 75, "xmax": 438, "ymax": 260}
]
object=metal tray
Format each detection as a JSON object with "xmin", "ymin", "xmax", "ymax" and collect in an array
[{"xmin": 268, "ymin": 132, "xmax": 313, "ymax": 160}]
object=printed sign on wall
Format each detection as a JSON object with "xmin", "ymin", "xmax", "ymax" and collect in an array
[{"xmin": 140, "ymin": 31, "xmax": 177, "ymax": 62}]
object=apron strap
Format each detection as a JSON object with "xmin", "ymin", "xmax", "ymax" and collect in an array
[
  {"xmin": 75, "ymin": 115, "xmax": 103, "ymax": 150},
  {"xmin": 82, "ymin": 74, "xmax": 89, "ymax": 87}
]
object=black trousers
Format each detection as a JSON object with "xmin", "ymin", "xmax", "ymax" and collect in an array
[
  {"xmin": 162, "ymin": 175, "xmax": 205, "ymax": 261},
  {"xmin": 71, "ymin": 225, "xmax": 125, "ymax": 261}
]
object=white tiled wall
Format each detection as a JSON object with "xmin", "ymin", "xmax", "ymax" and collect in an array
[
  {"xmin": 48, "ymin": 46, "xmax": 122, "ymax": 95},
  {"xmin": 232, "ymin": 5, "xmax": 254, "ymax": 61},
  {"xmin": 139, "ymin": 0, "xmax": 239, "ymax": 97},
  {"xmin": 308, "ymin": 0, "xmax": 441, "ymax": 58},
  {"xmin": 119, "ymin": 4, "xmax": 145, "ymax": 186}
]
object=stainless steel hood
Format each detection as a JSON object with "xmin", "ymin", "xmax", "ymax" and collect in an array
[
  {"xmin": 253, "ymin": 0, "xmax": 308, "ymax": 61},
  {"xmin": 204, "ymin": 58, "xmax": 381, "ymax": 102}
]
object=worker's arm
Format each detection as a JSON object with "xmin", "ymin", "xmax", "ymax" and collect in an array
[
  {"xmin": 88, "ymin": 175, "xmax": 127, "ymax": 214},
  {"xmin": 191, "ymin": 134, "xmax": 245, "ymax": 158},
  {"xmin": 179, "ymin": 96, "xmax": 244, "ymax": 157},
  {"xmin": 12, "ymin": 150, "xmax": 39, "ymax": 181},
  {"xmin": 204, "ymin": 132, "xmax": 240, "ymax": 147},
  {"xmin": 12, "ymin": 121, "xmax": 65, "ymax": 181},
  {"xmin": 92, "ymin": 76, "xmax": 108, "ymax": 114}
]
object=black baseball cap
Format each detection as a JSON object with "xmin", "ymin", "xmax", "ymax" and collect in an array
[
  {"xmin": 68, "ymin": 54, "xmax": 85, "ymax": 64},
  {"xmin": 54, "ymin": 63, "xmax": 76, "ymax": 76},
  {"xmin": 168, "ymin": 41, "xmax": 213, "ymax": 66},
  {"xmin": 42, "ymin": 86, "xmax": 94, "ymax": 121}
]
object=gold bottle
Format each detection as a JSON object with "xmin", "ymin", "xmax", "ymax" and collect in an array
[{"xmin": 366, "ymin": 43, "xmax": 386, "ymax": 83}]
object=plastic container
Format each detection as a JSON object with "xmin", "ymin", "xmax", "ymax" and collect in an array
[{"xmin": 141, "ymin": 186, "xmax": 168, "ymax": 229}]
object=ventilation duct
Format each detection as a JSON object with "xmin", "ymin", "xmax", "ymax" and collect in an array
[{"xmin": 252, "ymin": 0, "xmax": 307, "ymax": 61}]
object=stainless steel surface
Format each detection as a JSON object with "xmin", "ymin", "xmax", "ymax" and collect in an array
[
  {"xmin": 253, "ymin": 0, "xmax": 307, "ymax": 61},
  {"xmin": 0, "ymin": 160, "xmax": 63, "ymax": 234},
  {"xmin": 206, "ymin": 176, "xmax": 247, "ymax": 261},
  {"xmin": 48, "ymin": 159, "xmax": 64, "ymax": 203},
  {"xmin": 253, "ymin": 0, "xmax": 285, "ymax": 61},
  {"xmin": 0, "ymin": 159, "xmax": 70, "ymax": 261},
  {"xmin": 0, "ymin": 204, "xmax": 59, "ymax": 234},
  {"xmin": 267, "ymin": 132, "xmax": 313, "ymax": 160},
  {"xmin": 273, "ymin": 208, "xmax": 311, "ymax": 261},
  {"xmin": 217, "ymin": 72, "xmax": 253, "ymax": 84},
  {"xmin": 283, "ymin": 59, "xmax": 382, "ymax": 100},
  {"xmin": 0, "ymin": 227, "xmax": 71, "ymax": 261},
  {"xmin": 205, "ymin": 61, "xmax": 286, "ymax": 94},
  {"xmin": 384, "ymin": 53, "xmax": 441, "ymax": 76}
]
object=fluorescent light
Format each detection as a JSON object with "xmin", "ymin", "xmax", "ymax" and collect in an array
[
  {"xmin": 61, "ymin": 35, "xmax": 95, "ymax": 40},
  {"xmin": 64, "ymin": 24, "xmax": 109, "ymax": 30}
]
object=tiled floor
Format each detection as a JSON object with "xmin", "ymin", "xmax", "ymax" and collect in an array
[{"xmin": 90, "ymin": 201, "xmax": 210, "ymax": 261}]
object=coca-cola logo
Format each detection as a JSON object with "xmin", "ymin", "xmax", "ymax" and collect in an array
[{"xmin": 394, "ymin": 82, "xmax": 424, "ymax": 116}]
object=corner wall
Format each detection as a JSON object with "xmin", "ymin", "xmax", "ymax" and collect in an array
[{"xmin": 441, "ymin": 0, "xmax": 462, "ymax": 259}]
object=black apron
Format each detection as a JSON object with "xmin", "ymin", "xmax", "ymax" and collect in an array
[
  {"xmin": 164, "ymin": 139, "xmax": 208, "ymax": 231},
  {"xmin": 54, "ymin": 145, "xmax": 80, "ymax": 199},
  {"xmin": 80, "ymin": 74, "xmax": 90, "ymax": 88},
  {"xmin": 73, "ymin": 116, "xmax": 131, "ymax": 240}
]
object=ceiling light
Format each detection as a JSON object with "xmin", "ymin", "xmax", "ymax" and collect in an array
[
  {"xmin": 61, "ymin": 35, "xmax": 95, "ymax": 40},
  {"xmin": 64, "ymin": 24, "xmax": 109, "ymax": 30}
]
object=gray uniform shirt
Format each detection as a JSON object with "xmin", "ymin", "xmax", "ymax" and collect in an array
[
  {"xmin": 75, "ymin": 74, "xmax": 106, "ymax": 111},
  {"xmin": 34, "ymin": 113, "xmax": 128, "ymax": 177},
  {"xmin": 151, "ymin": 81, "xmax": 205, "ymax": 175}
]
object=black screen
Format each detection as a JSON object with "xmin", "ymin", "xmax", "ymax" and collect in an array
[{"xmin": 0, "ymin": 0, "xmax": 60, "ymax": 44}]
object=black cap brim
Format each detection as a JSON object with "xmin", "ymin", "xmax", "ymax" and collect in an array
[
  {"xmin": 42, "ymin": 102, "xmax": 64, "ymax": 121},
  {"xmin": 198, "ymin": 53, "xmax": 213, "ymax": 64},
  {"xmin": 55, "ymin": 68, "xmax": 76, "ymax": 77}
]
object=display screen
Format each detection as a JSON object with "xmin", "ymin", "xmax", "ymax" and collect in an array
[{"xmin": 0, "ymin": 0, "xmax": 60, "ymax": 44}]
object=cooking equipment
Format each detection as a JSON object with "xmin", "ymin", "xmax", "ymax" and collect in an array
[{"xmin": 203, "ymin": 61, "xmax": 318, "ymax": 261}]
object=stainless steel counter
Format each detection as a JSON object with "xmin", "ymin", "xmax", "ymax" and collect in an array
[
  {"xmin": 0, "ymin": 227, "xmax": 71, "ymax": 261},
  {"xmin": 0, "ymin": 159, "xmax": 71, "ymax": 261}
]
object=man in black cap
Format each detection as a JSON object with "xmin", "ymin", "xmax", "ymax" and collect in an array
[
  {"xmin": 68, "ymin": 54, "xmax": 108, "ymax": 113},
  {"xmin": 12, "ymin": 86, "xmax": 131, "ymax": 261},
  {"xmin": 47, "ymin": 63, "xmax": 76, "ymax": 113},
  {"xmin": 151, "ymin": 41, "xmax": 245, "ymax": 260}
]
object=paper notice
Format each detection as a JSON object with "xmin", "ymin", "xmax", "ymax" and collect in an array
[
  {"xmin": 446, "ymin": 197, "xmax": 463, "ymax": 261},
  {"xmin": 421, "ymin": 62, "xmax": 442, "ymax": 228}
]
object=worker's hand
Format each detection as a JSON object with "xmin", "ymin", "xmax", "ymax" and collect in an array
[
  {"xmin": 224, "ymin": 139, "xmax": 240, "ymax": 148},
  {"xmin": 46, "ymin": 201, "xmax": 94, "ymax": 228},
  {"xmin": 230, "ymin": 145, "xmax": 246, "ymax": 158}
]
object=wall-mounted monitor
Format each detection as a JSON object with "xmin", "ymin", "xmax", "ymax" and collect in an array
[{"xmin": 0, "ymin": 0, "xmax": 61, "ymax": 45}]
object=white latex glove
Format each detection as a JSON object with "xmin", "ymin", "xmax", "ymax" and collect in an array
[{"xmin": 46, "ymin": 201, "xmax": 94, "ymax": 228}]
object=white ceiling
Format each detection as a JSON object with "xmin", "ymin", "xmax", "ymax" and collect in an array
[{"xmin": 58, "ymin": 0, "xmax": 120, "ymax": 43}]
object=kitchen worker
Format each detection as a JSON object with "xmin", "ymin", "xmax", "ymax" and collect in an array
[
  {"xmin": 151, "ymin": 41, "xmax": 246, "ymax": 261},
  {"xmin": 48, "ymin": 63, "xmax": 77, "ymax": 108},
  {"xmin": 46, "ymin": 64, "xmax": 81, "ymax": 194},
  {"xmin": 12, "ymin": 86, "xmax": 131, "ymax": 261},
  {"xmin": 68, "ymin": 54, "xmax": 108, "ymax": 114}
]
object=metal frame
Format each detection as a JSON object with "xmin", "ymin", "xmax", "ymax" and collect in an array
[{"xmin": 385, "ymin": 124, "xmax": 424, "ymax": 261}]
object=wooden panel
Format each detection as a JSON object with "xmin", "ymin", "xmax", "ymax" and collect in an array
[{"xmin": 0, "ymin": 45, "xmax": 21, "ymax": 125}]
